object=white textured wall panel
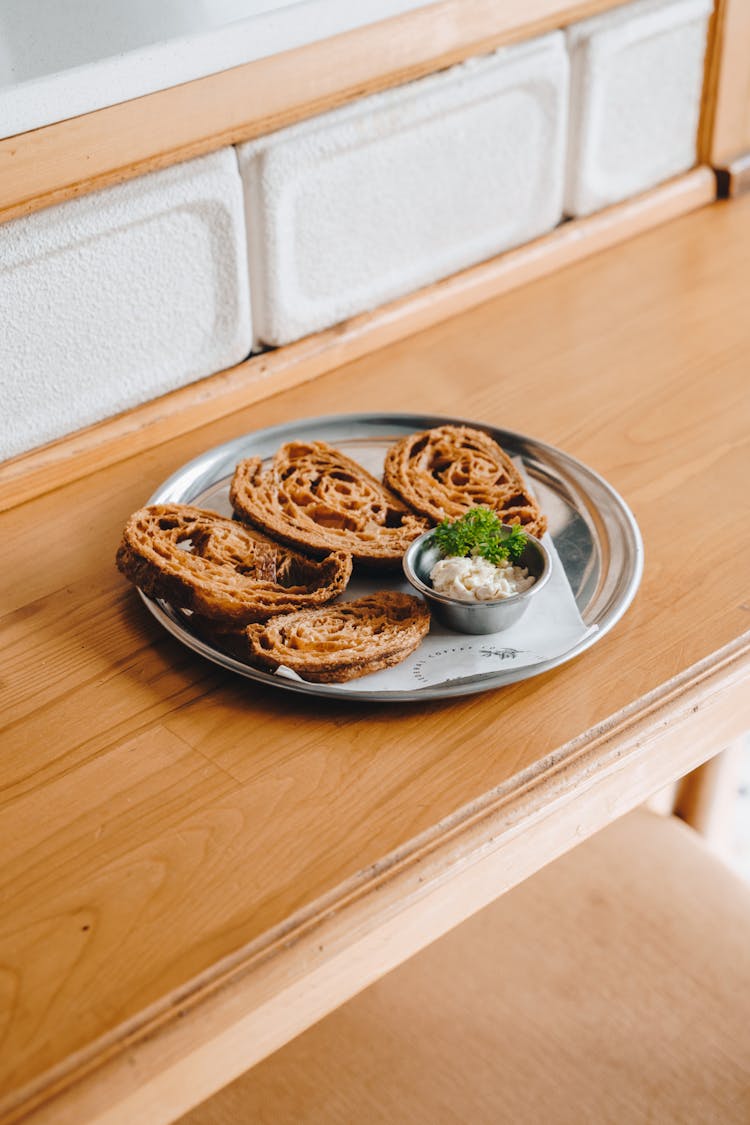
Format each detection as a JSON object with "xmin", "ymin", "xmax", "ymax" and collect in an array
[
  {"xmin": 0, "ymin": 148, "xmax": 251, "ymax": 461},
  {"xmin": 238, "ymin": 33, "xmax": 569, "ymax": 347},
  {"xmin": 565, "ymin": 0, "xmax": 712, "ymax": 217}
]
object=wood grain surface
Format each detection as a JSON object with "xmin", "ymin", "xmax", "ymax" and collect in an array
[
  {"xmin": 0, "ymin": 0, "xmax": 626, "ymax": 227},
  {"xmin": 1, "ymin": 194, "xmax": 750, "ymax": 1124}
]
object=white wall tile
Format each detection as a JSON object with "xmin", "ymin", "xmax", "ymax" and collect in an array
[
  {"xmin": 0, "ymin": 148, "xmax": 252, "ymax": 462},
  {"xmin": 238, "ymin": 33, "xmax": 568, "ymax": 347},
  {"xmin": 565, "ymin": 0, "xmax": 712, "ymax": 217}
]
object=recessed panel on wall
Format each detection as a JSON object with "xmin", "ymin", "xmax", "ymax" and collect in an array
[
  {"xmin": 238, "ymin": 33, "xmax": 569, "ymax": 347},
  {"xmin": 565, "ymin": 0, "xmax": 712, "ymax": 217},
  {"xmin": 0, "ymin": 148, "xmax": 252, "ymax": 461}
]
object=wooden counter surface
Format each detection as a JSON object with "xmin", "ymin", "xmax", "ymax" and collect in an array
[{"xmin": 2, "ymin": 194, "xmax": 749, "ymax": 1125}]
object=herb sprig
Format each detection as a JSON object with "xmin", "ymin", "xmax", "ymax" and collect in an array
[{"xmin": 433, "ymin": 508, "xmax": 527, "ymax": 565}]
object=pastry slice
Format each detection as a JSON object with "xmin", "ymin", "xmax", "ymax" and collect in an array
[
  {"xmin": 383, "ymin": 424, "xmax": 547, "ymax": 536},
  {"xmin": 116, "ymin": 504, "xmax": 352, "ymax": 626},
  {"xmin": 245, "ymin": 592, "xmax": 431, "ymax": 683},
  {"xmin": 230, "ymin": 442, "xmax": 429, "ymax": 567}
]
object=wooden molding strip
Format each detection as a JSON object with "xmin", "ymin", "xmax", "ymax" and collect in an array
[
  {"xmin": 0, "ymin": 0, "xmax": 627, "ymax": 226},
  {"xmin": 5, "ymin": 633, "xmax": 749, "ymax": 1125},
  {"xmin": 0, "ymin": 168, "xmax": 716, "ymax": 516},
  {"xmin": 697, "ymin": 0, "xmax": 726, "ymax": 163}
]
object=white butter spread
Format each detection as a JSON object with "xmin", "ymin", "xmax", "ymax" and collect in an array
[{"xmin": 429, "ymin": 555, "xmax": 535, "ymax": 602}]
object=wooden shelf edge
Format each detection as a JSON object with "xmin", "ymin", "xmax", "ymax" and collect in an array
[
  {"xmin": 0, "ymin": 167, "xmax": 716, "ymax": 515},
  {"xmin": 4, "ymin": 632, "xmax": 749, "ymax": 1125},
  {"xmin": 0, "ymin": 0, "xmax": 627, "ymax": 227}
]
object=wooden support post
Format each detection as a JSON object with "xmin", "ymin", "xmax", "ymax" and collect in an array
[{"xmin": 674, "ymin": 741, "xmax": 745, "ymax": 855}]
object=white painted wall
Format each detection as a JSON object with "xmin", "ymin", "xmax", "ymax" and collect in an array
[
  {"xmin": 0, "ymin": 150, "xmax": 251, "ymax": 461},
  {"xmin": 0, "ymin": 1, "xmax": 712, "ymax": 462},
  {"xmin": 565, "ymin": 0, "xmax": 712, "ymax": 215},
  {"xmin": 0, "ymin": 0, "xmax": 441, "ymax": 138},
  {"xmin": 239, "ymin": 34, "xmax": 569, "ymax": 346}
]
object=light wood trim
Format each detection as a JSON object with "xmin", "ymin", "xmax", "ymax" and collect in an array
[
  {"xmin": 7, "ymin": 637, "xmax": 749, "ymax": 1125},
  {"xmin": 697, "ymin": 0, "xmax": 725, "ymax": 162},
  {"xmin": 2, "ymin": 188, "xmax": 749, "ymax": 1125},
  {"xmin": 703, "ymin": 0, "xmax": 750, "ymax": 164},
  {"xmin": 0, "ymin": 0, "xmax": 628, "ymax": 226},
  {"xmin": 0, "ymin": 167, "xmax": 716, "ymax": 514}
]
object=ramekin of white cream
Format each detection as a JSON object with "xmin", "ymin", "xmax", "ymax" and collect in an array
[
  {"xmin": 402, "ymin": 511, "xmax": 551, "ymax": 634},
  {"xmin": 429, "ymin": 554, "xmax": 536, "ymax": 602}
]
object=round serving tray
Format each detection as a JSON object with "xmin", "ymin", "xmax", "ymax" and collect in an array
[{"xmin": 140, "ymin": 412, "xmax": 643, "ymax": 702}]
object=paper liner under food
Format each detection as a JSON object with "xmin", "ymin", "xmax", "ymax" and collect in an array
[{"xmin": 273, "ymin": 529, "xmax": 595, "ymax": 692}]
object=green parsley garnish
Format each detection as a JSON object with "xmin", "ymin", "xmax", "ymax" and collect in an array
[{"xmin": 433, "ymin": 508, "xmax": 528, "ymax": 565}]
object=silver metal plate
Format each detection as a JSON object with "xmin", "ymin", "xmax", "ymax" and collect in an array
[{"xmin": 140, "ymin": 412, "xmax": 643, "ymax": 702}]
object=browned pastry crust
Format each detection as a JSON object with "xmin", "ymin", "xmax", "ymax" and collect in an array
[
  {"xmin": 244, "ymin": 592, "xmax": 431, "ymax": 682},
  {"xmin": 229, "ymin": 442, "xmax": 429, "ymax": 567},
  {"xmin": 383, "ymin": 424, "xmax": 547, "ymax": 536},
  {"xmin": 116, "ymin": 504, "xmax": 352, "ymax": 625}
]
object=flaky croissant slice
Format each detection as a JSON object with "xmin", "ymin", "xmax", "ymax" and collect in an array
[
  {"xmin": 116, "ymin": 504, "xmax": 352, "ymax": 626},
  {"xmin": 245, "ymin": 592, "xmax": 431, "ymax": 683},
  {"xmin": 383, "ymin": 424, "xmax": 547, "ymax": 536},
  {"xmin": 229, "ymin": 442, "xmax": 429, "ymax": 568}
]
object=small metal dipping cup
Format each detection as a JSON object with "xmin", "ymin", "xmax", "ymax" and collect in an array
[{"xmin": 402, "ymin": 527, "xmax": 551, "ymax": 635}]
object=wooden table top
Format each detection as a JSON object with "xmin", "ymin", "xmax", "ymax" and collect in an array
[{"xmin": 2, "ymin": 194, "xmax": 750, "ymax": 1125}]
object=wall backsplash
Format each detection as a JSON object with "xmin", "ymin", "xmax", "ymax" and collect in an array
[
  {"xmin": 0, "ymin": 0, "xmax": 711, "ymax": 464},
  {"xmin": 238, "ymin": 33, "xmax": 568, "ymax": 347},
  {"xmin": 0, "ymin": 149, "xmax": 251, "ymax": 462}
]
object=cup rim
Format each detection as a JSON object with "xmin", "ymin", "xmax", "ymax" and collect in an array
[{"xmin": 402, "ymin": 526, "xmax": 552, "ymax": 609}]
